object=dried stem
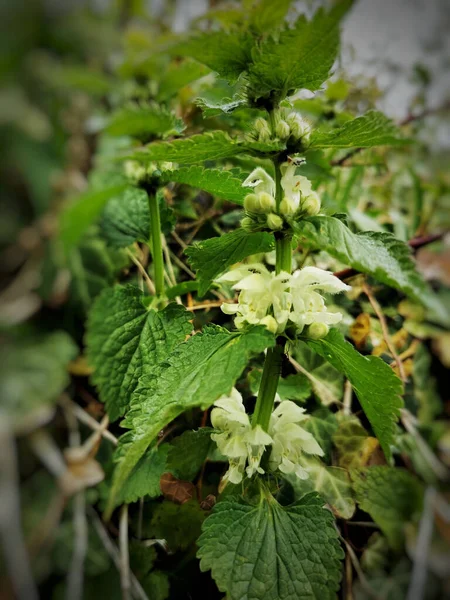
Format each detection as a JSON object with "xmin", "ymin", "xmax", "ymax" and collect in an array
[
  {"xmin": 119, "ymin": 505, "xmax": 131, "ymax": 600},
  {"xmin": 126, "ymin": 249, "xmax": 156, "ymax": 295}
]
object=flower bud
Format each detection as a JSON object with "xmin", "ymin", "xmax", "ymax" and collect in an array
[
  {"xmin": 244, "ymin": 193, "xmax": 261, "ymax": 213},
  {"xmin": 254, "ymin": 117, "xmax": 271, "ymax": 142},
  {"xmin": 258, "ymin": 191, "xmax": 276, "ymax": 212},
  {"xmin": 260, "ymin": 315, "xmax": 279, "ymax": 334},
  {"xmin": 276, "ymin": 119, "xmax": 290, "ymax": 140},
  {"xmin": 125, "ymin": 160, "xmax": 146, "ymax": 183},
  {"xmin": 266, "ymin": 213, "xmax": 283, "ymax": 230},
  {"xmin": 279, "ymin": 197, "xmax": 296, "ymax": 216},
  {"xmin": 241, "ymin": 216, "xmax": 255, "ymax": 231},
  {"xmin": 307, "ymin": 322, "xmax": 329, "ymax": 340},
  {"xmin": 286, "ymin": 113, "xmax": 311, "ymax": 141},
  {"xmin": 302, "ymin": 192, "xmax": 321, "ymax": 216}
]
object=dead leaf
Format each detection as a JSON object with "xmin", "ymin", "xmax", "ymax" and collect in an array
[{"xmin": 160, "ymin": 473, "xmax": 195, "ymax": 504}]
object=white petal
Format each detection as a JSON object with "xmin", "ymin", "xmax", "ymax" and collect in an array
[{"xmin": 221, "ymin": 303, "xmax": 239, "ymax": 315}]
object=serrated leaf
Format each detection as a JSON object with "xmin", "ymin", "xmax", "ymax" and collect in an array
[
  {"xmin": 160, "ymin": 166, "xmax": 247, "ymax": 204},
  {"xmin": 285, "ymin": 457, "xmax": 356, "ymax": 519},
  {"xmin": 86, "ymin": 286, "xmax": 192, "ymax": 421},
  {"xmin": 100, "ymin": 188, "xmax": 174, "ymax": 248},
  {"xmin": 248, "ymin": 0, "xmax": 293, "ymax": 34},
  {"xmin": 306, "ymin": 329, "xmax": 403, "ymax": 461},
  {"xmin": 68, "ymin": 230, "xmax": 130, "ymax": 313},
  {"xmin": 105, "ymin": 105, "xmax": 184, "ymax": 139},
  {"xmin": 166, "ymin": 428, "xmax": 213, "ymax": 481},
  {"xmin": 114, "ymin": 445, "xmax": 170, "ymax": 505},
  {"xmin": 0, "ymin": 331, "xmax": 77, "ymax": 432},
  {"xmin": 248, "ymin": 370, "xmax": 311, "ymax": 402},
  {"xmin": 149, "ymin": 500, "xmax": 206, "ymax": 551},
  {"xmin": 171, "ymin": 31, "xmax": 254, "ymax": 83},
  {"xmin": 129, "ymin": 131, "xmax": 242, "ymax": 164},
  {"xmin": 352, "ymin": 467, "xmax": 424, "ymax": 550},
  {"xmin": 59, "ymin": 184, "xmax": 129, "ymax": 253},
  {"xmin": 185, "ymin": 228, "xmax": 274, "ymax": 296},
  {"xmin": 248, "ymin": 1, "xmax": 352, "ymax": 100},
  {"xmin": 310, "ymin": 110, "xmax": 411, "ymax": 148},
  {"xmin": 106, "ymin": 325, "xmax": 274, "ymax": 517},
  {"xmin": 196, "ymin": 95, "xmax": 248, "ymax": 118},
  {"xmin": 293, "ymin": 216, "xmax": 448, "ymax": 324},
  {"xmin": 197, "ymin": 492, "xmax": 343, "ymax": 600}
]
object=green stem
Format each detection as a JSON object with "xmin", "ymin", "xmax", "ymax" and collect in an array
[
  {"xmin": 275, "ymin": 235, "xmax": 292, "ymax": 274},
  {"xmin": 252, "ymin": 344, "xmax": 283, "ymax": 432},
  {"xmin": 148, "ymin": 192, "xmax": 164, "ymax": 297}
]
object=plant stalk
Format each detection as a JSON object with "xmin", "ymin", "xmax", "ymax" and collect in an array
[
  {"xmin": 275, "ymin": 235, "xmax": 292, "ymax": 274},
  {"xmin": 147, "ymin": 193, "xmax": 165, "ymax": 297}
]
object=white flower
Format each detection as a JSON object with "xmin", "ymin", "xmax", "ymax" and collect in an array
[
  {"xmin": 268, "ymin": 401, "xmax": 324, "ymax": 479},
  {"xmin": 210, "ymin": 389, "xmax": 272, "ymax": 484},
  {"xmin": 288, "ymin": 266, "xmax": 351, "ymax": 333},
  {"xmin": 218, "ymin": 264, "xmax": 292, "ymax": 333},
  {"xmin": 280, "ymin": 162, "xmax": 314, "ymax": 215},
  {"xmin": 217, "ymin": 263, "xmax": 349, "ymax": 335},
  {"xmin": 242, "ymin": 167, "xmax": 276, "ymax": 198}
]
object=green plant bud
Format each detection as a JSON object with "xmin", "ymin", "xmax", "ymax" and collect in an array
[
  {"xmin": 286, "ymin": 113, "xmax": 311, "ymax": 140},
  {"xmin": 279, "ymin": 197, "xmax": 296, "ymax": 216},
  {"xmin": 276, "ymin": 119, "xmax": 290, "ymax": 139},
  {"xmin": 258, "ymin": 191, "xmax": 276, "ymax": 212},
  {"xmin": 266, "ymin": 213, "xmax": 283, "ymax": 230},
  {"xmin": 124, "ymin": 160, "xmax": 146, "ymax": 183},
  {"xmin": 244, "ymin": 193, "xmax": 261, "ymax": 213},
  {"xmin": 302, "ymin": 192, "xmax": 321, "ymax": 216},
  {"xmin": 241, "ymin": 216, "xmax": 256, "ymax": 231},
  {"xmin": 307, "ymin": 322, "xmax": 329, "ymax": 340},
  {"xmin": 254, "ymin": 117, "xmax": 271, "ymax": 142}
]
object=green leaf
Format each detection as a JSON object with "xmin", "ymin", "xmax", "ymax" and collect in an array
[
  {"xmin": 292, "ymin": 344, "xmax": 343, "ymax": 406},
  {"xmin": 333, "ymin": 417, "xmax": 380, "ymax": 469},
  {"xmin": 248, "ymin": 0, "xmax": 293, "ymax": 34},
  {"xmin": 166, "ymin": 429, "xmax": 213, "ymax": 481},
  {"xmin": 105, "ymin": 105, "xmax": 185, "ymax": 139},
  {"xmin": 197, "ymin": 492, "xmax": 343, "ymax": 600},
  {"xmin": 310, "ymin": 110, "xmax": 411, "ymax": 148},
  {"xmin": 185, "ymin": 228, "xmax": 274, "ymax": 296},
  {"xmin": 285, "ymin": 457, "xmax": 356, "ymax": 519},
  {"xmin": 149, "ymin": 500, "xmax": 206, "ymax": 552},
  {"xmin": 248, "ymin": 2, "xmax": 352, "ymax": 100},
  {"xmin": 248, "ymin": 370, "xmax": 312, "ymax": 402},
  {"xmin": 306, "ymin": 329, "xmax": 403, "ymax": 461},
  {"xmin": 166, "ymin": 280, "xmax": 199, "ymax": 300},
  {"xmin": 100, "ymin": 188, "xmax": 174, "ymax": 248},
  {"xmin": 196, "ymin": 95, "xmax": 248, "ymax": 118},
  {"xmin": 157, "ymin": 59, "xmax": 210, "ymax": 101},
  {"xmin": 59, "ymin": 184, "xmax": 129, "ymax": 253},
  {"xmin": 0, "ymin": 331, "xmax": 77, "ymax": 432},
  {"xmin": 106, "ymin": 325, "xmax": 274, "ymax": 517},
  {"xmin": 114, "ymin": 445, "xmax": 170, "ymax": 505},
  {"xmin": 86, "ymin": 286, "xmax": 192, "ymax": 421},
  {"xmin": 160, "ymin": 166, "xmax": 247, "ymax": 204},
  {"xmin": 293, "ymin": 216, "xmax": 448, "ymax": 324},
  {"xmin": 352, "ymin": 467, "xmax": 424, "ymax": 550},
  {"xmin": 67, "ymin": 230, "xmax": 130, "ymax": 313},
  {"xmin": 171, "ymin": 31, "xmax": 254, "ymax": 83},
  {"xmin": 129, "ymin": 131, "xmax": 242, "ymax": 164}
]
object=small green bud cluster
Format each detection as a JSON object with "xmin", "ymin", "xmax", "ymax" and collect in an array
[
  {"xmin": 242, "ymin": 190, "xmax": 283, "ymax": 232},
  {"xmin": 253, "ymin": 116, "xmax": 272, "ymax": 143},
  {"xmin": 124, "ymin": 160, "xmax": 173, "ymax": 184}
]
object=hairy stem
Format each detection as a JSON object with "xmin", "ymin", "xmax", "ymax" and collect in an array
[
  {"xmin": 275, "ymin": 235, "xmax": 292, "ymax": 274},
  {"xmin": 252, "ymin": 344, "xmax": 283, "ymax": 431},
  {"xmin": 148, "ymin": 193, "xmax": 165, "ymax": 297}
]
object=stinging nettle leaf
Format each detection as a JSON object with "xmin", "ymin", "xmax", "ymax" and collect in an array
[
  {"xmin": 86, "ymin": 285, "xmax": 192, "ymax": 422},
  {"xmin": 128, "ymin": 131, "xmax": 242, "ymax": 164},
  {"xmin": 248, "ymin": 1, "xmax": 352, "ymax": 100},
  {"xmin": 160, "ymin": 166, "xmax": 248, "ymax": 204},
  {"xmin": 310, "ymin": 110, "xmax": 411, "ymax": 148},
  {"xmin": 185, "ymin": 228, "xmax": 274, "ymax": 296},
  {"xmin": 166, "ymin": 428, "xmax": 214, "ymax": 481},
  {"xmin": 293, "ymin": 215, "xmax": 448, "ymax": 324},
  {"xmin": 105, "ymin": 325, "xmax": 275, "ymax": 517},
  {"xmin": 197, "ymin": 492, "xmax": 343, "ymax": 600},
  {"xmin": 306, "ymin": 329, "xmax": 403, "ymax": 461},
  {"xmin": 170, "ymin": 31, "xmax": 255, "ymax": 83}
]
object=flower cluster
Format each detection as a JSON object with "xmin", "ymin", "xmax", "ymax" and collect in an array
[
  {"xmin": 252, "ymin": 112, "xmax": 311, "ymax": 145},
  {"xmin": 211, "ymin": 388, "xmax": 323, "ymax": 485},
  {"xmin": 218, "ymin": 264, "xmax": 350, "ymax": 337},
  {"xmin": 241, "ymin": 161, "xmax": 321, "ymax": 233}
]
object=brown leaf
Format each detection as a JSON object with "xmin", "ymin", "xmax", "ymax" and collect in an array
[
  {"xmin": 160, "ymin": 473, "xmax": 195, "ymax": 504},
  {"xmin": 350, "ymin": 313, "xmax": 371, "ymax": 350}
]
